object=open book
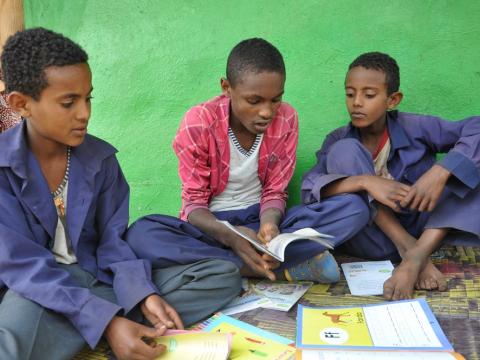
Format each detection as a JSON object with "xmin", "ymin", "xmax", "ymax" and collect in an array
[
  {"xmin": 218, "ymin": 220, "xmax": 333, "ymax": 262},
  {"xmin": 296, "ymin": 299, "xmax": 465, "ymax": 359}
]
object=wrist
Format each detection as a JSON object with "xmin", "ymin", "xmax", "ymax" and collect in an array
[
  {"xmin": 432, "ymin": 164, "xmax": 451, "ymax": 182},
  {"xmin": 355, "ymin": 175, "xmax": 370, "ymax": 192}
]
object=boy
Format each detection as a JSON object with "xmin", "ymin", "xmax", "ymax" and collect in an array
[
  {"xmin": 0, "ymin": 28, "xmax": 241, "ymax": 360},
  {"xmin": 302, "ymin": 52, "xmax": 480, "ymax": 300},
  {"xmin": 126, "ymin": 38, "xmax": 369, "ymax": 283}
]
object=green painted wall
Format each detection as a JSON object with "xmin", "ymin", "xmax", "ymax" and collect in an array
[{"xmin": 24, "ymin": 1, "xmax": 480, "ymax": 221}]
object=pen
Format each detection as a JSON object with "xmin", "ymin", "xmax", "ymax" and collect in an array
[{"xmin": 249, "ymin": 349, "xmax": 268, "ymax": 357}]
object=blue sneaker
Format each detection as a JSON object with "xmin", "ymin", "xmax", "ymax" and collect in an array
[{"xmin": 284, "ymin": 251, "xmax": 340, "ymax": 283}]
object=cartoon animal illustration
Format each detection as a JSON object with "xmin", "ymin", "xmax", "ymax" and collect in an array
[{"xmin": 322, "ymin": 311, "xmax": 351, "ymax": 324}]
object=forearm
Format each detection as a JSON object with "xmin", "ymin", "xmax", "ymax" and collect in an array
[
  {"xmin": 321, "ymin": 175, "xmax": 369, "ymax": 198},
  {"xmin": 260, "ymin": 208, "xmax": 282, "ymax": 228},
  {"xmin": 187, "ymin": 208, "xmax": 236, "ymax": 247}
]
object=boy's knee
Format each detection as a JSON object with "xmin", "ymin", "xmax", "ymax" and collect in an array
[
  {"xmin": 206, "ymin": 259, "xmax": 242, "ymax": 294},
  {"xmin": 338, "ymin": 193, "xmax": 371, "ymax": 227},
  {"xmin": 326, "ymin": 139, "xmax": 373, "ymax": 175}
]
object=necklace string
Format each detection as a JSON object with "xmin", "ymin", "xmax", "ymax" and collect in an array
[{"xmin": 51, "ymin": 147, "xmax": 71, "ymax": 198}]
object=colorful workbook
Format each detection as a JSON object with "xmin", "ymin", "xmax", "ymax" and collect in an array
[
  {"xmin": 218, "ymin": 220, "xmax": 333, "ymax": 261},
  {"xmin": 154, "ymin": 330, "xmax": 232, "ymax": 359},
  {"xmin": 197, "ymin": 313, "xmax": 296, "ymax": 360},
  {"xmin": 296, "ymin": 299, "xmax": 465, "ymax": 359}
]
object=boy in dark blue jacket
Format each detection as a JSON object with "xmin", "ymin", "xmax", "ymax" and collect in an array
[
  {"xmin": 0, "ymin": 28, "xmax": 240, "ymax": 360},
  {"xmin": 302, "ymin": 52, "xmax": 480, "ymax": 301}
]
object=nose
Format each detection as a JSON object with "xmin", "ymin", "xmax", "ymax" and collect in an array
[
  {"xmin": 259, "ymin": 103, "xmax": 275, "ymax": 120},
  {"xmin": 353, "ymin": 94, "xmax": 362, "ymax": 107},
  {"xmin": 77, "ymin": 100, "xmax": 91, "ymax": 122}
]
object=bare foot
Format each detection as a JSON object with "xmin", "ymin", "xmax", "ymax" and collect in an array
[
  {"xmin": 383, "ymin": 258, "xmax": 422, "ymax": 300},
  {"xmin": 415, "ymin": 260, "xmax": 447, "ymax": 291}
]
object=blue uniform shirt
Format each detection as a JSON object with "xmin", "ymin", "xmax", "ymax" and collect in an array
[
  {"xmin": 302, "ymin": 111, "xmax": 480, "ymax": 204},
  {"xmin": 0, "ymin": 121, "xmax": 158, "ymax": 348}
]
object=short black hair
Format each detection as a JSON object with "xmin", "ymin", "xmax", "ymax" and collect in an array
[
  {"xmin": 1, "ymin": 27, "xmax": 88, "ymax": 100},
  {"xmin": 348, "ymin": 52, "xmax": 400, "ymax": 95},
  {"xmin": 226, "ymin": 38, "xmax": 285, "ymax": 86}
]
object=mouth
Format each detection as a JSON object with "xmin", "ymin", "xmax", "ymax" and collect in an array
[
  {"xmin": 253, "ymin": 121, "xmax": 271, "ymax": 131},
  {"xmin": 72, "ymin": 127, "xmax": 87, "ymax": 136},
  {"xmin": 350, "ymin": 112, "xmax": 367, "ymax": 120}
]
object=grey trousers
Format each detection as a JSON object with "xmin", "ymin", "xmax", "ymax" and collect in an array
[{"xmin": 0, "ymin": 259, "xmax": 241, "ymax": 360}]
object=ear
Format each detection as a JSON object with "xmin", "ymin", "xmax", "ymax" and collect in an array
[
  {"xmin": 220, "ymin": 77, "xmax": 231, "ymax": 97},
  {"xmin": 7, "ymin": 91, "xmax": 32, "ymax": 117},
  {"xmin": 387, "ymin": 91, "xmax": 403, "ymax": 110}
]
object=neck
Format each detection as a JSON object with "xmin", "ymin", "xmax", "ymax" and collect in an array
[
  {"xmin": 26, "ymin": 123, "xmax": 68, "ymax": 161},
  {"xmin": 358, "ymin": 114, "xmax": 387, "ymax": 140}
]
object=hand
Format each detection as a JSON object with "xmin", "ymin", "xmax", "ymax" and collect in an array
[
  {"xmin": 363, "ymin": 176, "xmax": 411, "ymax": 211},
  {"xmin": 257, "ymin": 222, "xmax": 280, "ymax": 244},
  {"xmin": 141, "ymin": 294, "xmax": 184, "ymax": 332},
  {"xmin": 105, "ymin": 316, "xmax": 166, "ymax": 360},
  {"xmin": 232, "ymin": 226, "xmax": 276, "ymax": 281},
  {"xmin": 400, "ymin": 165, "xmax": 450, "ymax": 212}
]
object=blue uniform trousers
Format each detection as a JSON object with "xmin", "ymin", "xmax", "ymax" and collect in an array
[
  {"xmin": 0, "ymin": 260, "xmax": 241, "ymax": 360},
  {"xmin": 126, "ymin": 195, "xmax": 370, "ymax": 270}
]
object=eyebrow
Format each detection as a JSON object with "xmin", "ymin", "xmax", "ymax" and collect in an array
[
  {"xmin": 345, "ymin": 86, "xmax": 379, "ymax": 91},
  {"xmin": 60, "ymin": 87, "xmax": 94, "ymax": 99},
  {"xmin": 246, "ymin": 90, "xmax": 285, "ymax": 99}
]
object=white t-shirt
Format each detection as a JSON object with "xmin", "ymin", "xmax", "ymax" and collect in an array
[
  {"xmin": 209, "ymin": 129, "xmax": 263, "ymax": 212},
  {"xmin": 52, "ymin": 181, "xmax": 78, "ymax": 264}
]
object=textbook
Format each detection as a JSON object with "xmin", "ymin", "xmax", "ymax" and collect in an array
[
  {"xmin": 296, "ymin": 299, "xmax": 465, "ymax": 359},
  {"xmin": 196, "ymin": 313, "xmax": 296, "ymax": 360},
  {"xmin": 218, "ymin": 220, "xmax": 333, "ymax": 262},
  {"xmin": 154, "ymin": 330, "xmax": 232, "ymax": 359}
]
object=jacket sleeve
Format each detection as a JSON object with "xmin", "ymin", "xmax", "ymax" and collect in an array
[
  {"xmin": 0, "ymin": 170, "xmax": 121, "ymax": 349},
  {"xmin": 260, "ymin": 109, "xmax": 298, "ymax": 215},
  {"xmin": 95, "ymin": 155, "xmax": 159, "ymax": 315},
  {"xmin": 409, "ymin": 114, "xmax": 480, "ymax": 197},
  {"xmin": 301, "ymin": 130, "xmax": 349, "ymax": 204},
  {"xmin": 172, "ymin": 106, "xmax": 213, "ymax": 220}
]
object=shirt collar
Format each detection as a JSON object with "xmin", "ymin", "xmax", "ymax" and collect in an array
[
  {"xmin": 0, "ymin": 119, "xmax": 117, "ymax": 179},
  {"xmin": 344, "ymin": 110, "xmax": 410, "ymax": 152}
]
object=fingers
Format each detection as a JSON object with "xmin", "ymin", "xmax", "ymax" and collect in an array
[
  {"xmin": 399, "ymin": 188, "xmax": 416, "ymax": 208},
  {"xmin": 166, "ymin": 306, "xmax": 184, "ymax": 330},
  {"xmin": 235, "ymin": 241, "xmax": 276, "ymax": 280},
  {"xmin": 132, "ymin": 325, "xmax": 166, "ymax": 360}
]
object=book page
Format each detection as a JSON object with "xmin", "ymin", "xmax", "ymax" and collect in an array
[
  {"xmin": 298, "ymin": 350, "xmax": 464, "ymax": 360},
  {"xmin": 341, "ymin": 261, "xmax": 394, "ymax": 296},
  {"xmin": 253, "ymin": 280, "xmax": 313, "ymax": 312},
  {"xmin": 363, "ymin": 301, "xmax": 442, "ymax": 347},
  {"xmin": 154, "ymin": 332, "xmax": 231, "ymax": 360}
]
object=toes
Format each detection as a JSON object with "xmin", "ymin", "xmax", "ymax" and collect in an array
[{"xmin": 383, "ymin": 280, "xmax": 394, "ymax": 300}]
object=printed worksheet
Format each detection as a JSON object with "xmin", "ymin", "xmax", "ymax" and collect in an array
[{"xmin": 341, "ymin": 261, "xmax": 394, "ymax": 296}]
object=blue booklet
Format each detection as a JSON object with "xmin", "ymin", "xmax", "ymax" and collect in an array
[{"xmin": 296, "ymin": 298, "xmax": 454, "ymax": 352}]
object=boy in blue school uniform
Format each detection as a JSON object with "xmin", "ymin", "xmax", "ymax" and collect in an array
[
  {"xmin": 302, "ymin": 52, "xmax": 480, "ymax": 301},
  {"xmin": 0, "ymin": 28, "xmax": 241, "ymax": 360}
]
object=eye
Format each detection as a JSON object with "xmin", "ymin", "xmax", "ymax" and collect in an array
[
  {"xmin": 87, "ymin": 96, "xmax": 94, "ymax": 103},
  {"xmin": 247, "ymin": 98, "xmax": 260, "ymax": 105},
  {"xmin": 272, "ymin": 97, "xmax": 282, "ymax": 103},
  {"xmin": 61, "ymin": 102, "xmax": 74, "ymax": 109},
  {"xmin": 365, "ymin": 93, "xmax": 376, "ymax": 99},
  {"xmin": 345, "ymin": 93, "xmax": 354, "ymax": 98}
]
